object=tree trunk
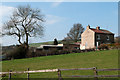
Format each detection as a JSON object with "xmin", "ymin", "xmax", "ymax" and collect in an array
[{"xmin": 25, "ymin": 33, "xmax": 29, "ymax": 50}]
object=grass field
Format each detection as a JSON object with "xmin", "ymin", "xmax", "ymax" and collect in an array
[
  {"xmin": 29, "ymin": 41, "xmax": 53, "ymax": 47},
  {"xmin": 1, "ymin": 49, "xmax": 118, "ymax": 78}
]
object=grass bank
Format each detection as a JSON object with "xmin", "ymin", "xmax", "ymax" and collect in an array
[{"xmin": 2, "ymin": 49, "xmax": 118, "ymax": 78}]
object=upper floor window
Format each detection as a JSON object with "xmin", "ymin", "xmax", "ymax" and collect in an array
[
  {"xmin": 97, "ymin": 35, "xmax": 100, "ymax": 40},
  {"xmin": 107, "ymin": 35, "xmax": 109, "ymax": 40}
]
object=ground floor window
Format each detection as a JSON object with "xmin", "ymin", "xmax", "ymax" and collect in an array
[{"xmin": 107, "ymin": 35, "xmax": 110, "ymax": 40}]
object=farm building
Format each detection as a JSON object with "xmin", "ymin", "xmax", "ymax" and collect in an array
[
  {"xmin": 36, "ymin": 43, "xmax": 80, "ymax": 52},
  {"xmin": 80, "ymin": 25, "xmax": 114, "ymax": 50},
  {"xmin": 37, "ymin": 44, "xmax": 63, "ymax": 50},
  {"xmin": 63, "ymin": 42, "xmax": 80, "ymax": 50}
]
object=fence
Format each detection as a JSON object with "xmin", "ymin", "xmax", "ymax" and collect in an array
[
  {"xmin": 58, "ymin": 67, "xmax": 120, "ymax": 80},
  {"xmin": 0, "ymin": 67, "xmax": 120, "ymax": 80}
]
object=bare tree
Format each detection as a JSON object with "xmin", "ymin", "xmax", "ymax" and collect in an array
[
  {"xmin": 2, "ymin": 5, "xmax": 44, "ymax": 49},
  {"xmin": 64, "ymin": 23, "xmax": 84, "ymax": 42},
  {"xmin": 115, "ymin": 36, "xmax": 120, "ymax": 43}
]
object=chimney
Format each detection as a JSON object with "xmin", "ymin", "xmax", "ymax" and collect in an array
[
  {"xmin": 96, "ymin": 26, "xmax": 100, "ymax": 30},
  {"xmin": 87, "ymin": 25, "xmax": 90, "ymax": 29}
]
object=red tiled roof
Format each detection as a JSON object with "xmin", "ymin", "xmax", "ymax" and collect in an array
[{"xmin": 90, "ymin": 28, "xmax": 114, "ymax": 34}]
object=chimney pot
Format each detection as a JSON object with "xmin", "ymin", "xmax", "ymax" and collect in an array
[
  {"xmin": 87, "ymin": 25, "xmax": 90, "ymax": 29},
  {"xmin": 96, "ymin": 26, "xmax": 100, "ymax": 30}
]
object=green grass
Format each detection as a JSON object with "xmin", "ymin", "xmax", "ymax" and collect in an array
[
  {"xmin": 29, "ymin": 41, "xmax": 53, "ymax": 47},
  {"xmin": 1, "ymin": 49, "xmax": 118, "ymax": 78}
]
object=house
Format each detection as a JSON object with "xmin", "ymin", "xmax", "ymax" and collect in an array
[{"xmin": 80, "ymin": 25, "xmax": 114, "ymax": 50}]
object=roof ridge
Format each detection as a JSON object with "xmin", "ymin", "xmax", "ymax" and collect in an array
[{"xmin": 89, "ymin": 28, "xmax": 114, "ymax": 34}]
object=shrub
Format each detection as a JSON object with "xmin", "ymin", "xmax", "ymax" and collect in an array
[
  {"xmin": 59, "ymin": 50, "xmax": 70, "ymax": 54},
  {"xmin": 114, "ymin": 43, "xmax": 120, "ymax": 49},
  {"xmin": 98, "ymin": 44, "xmax": 109, "ymax": 50},
  {"xmin": 6, "ymin": 44, "xmax": 28, "ymax": 60},
  {"xmin": 71, "ymin": 50, "xmax": 81, "ymax": 53},
  {"xmin": 105, "ymin": 43, "xmax": 120, "ymax": 49},
  {"xmin": 26, "ymin": 50, "xmax": 35, "ymax": 58},
  {"xmin": 30, "ymin": 49, "xmax": 71, "ymax": 57}
]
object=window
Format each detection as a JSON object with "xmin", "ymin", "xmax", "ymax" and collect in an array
[
  {"xmin": 106, "ymin": 35, "xmax": 109, "ymax": 40},
  {"xmin": 97, "ymin": 35, "xmax": 100, "ymax": 40},
  {"xmin": 74, "ymin": 47, "xmax": 80, "ymax": 50}
]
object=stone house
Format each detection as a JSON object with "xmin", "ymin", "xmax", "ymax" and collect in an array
[{"xmin": 80, "ymin": 25, "xmax": 114, "ymax": 49}]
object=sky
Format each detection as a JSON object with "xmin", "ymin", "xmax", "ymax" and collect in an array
[{"xmin": 0, "ymin": 1, "xmax": 118, "ymax": 46}]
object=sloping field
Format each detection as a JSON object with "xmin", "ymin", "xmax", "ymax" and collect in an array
[{"xmin": 1, "ymin": 49, "xmax": 118, "ymax": 78}]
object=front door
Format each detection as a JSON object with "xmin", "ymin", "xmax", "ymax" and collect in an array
[{"xmin": 96, "ymin": 41, "xmax": 101, "ymax": 47}]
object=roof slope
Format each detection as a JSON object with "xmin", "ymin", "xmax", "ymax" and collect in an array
[{"xmin": 90, "ymin": 28, "xmax": 114, "ymax": 34}]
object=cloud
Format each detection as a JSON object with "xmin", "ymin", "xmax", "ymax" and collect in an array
[
  {"xmin": 0, "ymin": 5, "xmax": 16, "ymax": 33},
  {"xmin": 51, "ymin": 2, "xmax": 62, "ymax": 7},
  {"xmin": 115, "ymin": 33, "xmax": 120, "ymax": 37},
  {"xmin": 51, "ymin": 0, "xmax": 64, "ymax": 7},
  {"xmin": 0, "ymin": 22, "xmax": 2, "ymax": 31},
  {"xmin": 45, "ymin": 14, "xmax": 66, "ymax": 25},
  {"xmin": 0, "ymin": 5, "xmax": 16, "ymax": 19}
]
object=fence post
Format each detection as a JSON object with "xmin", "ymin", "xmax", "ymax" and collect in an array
[
  {"xmin": 27, "ymin": 68, "xmax": 29, "ymax": 80},
  {"xmin": 8, "ymin": 70, "xmax": 12, "ymax": 80},
  {"xmin": 93, "ymin": 67, "xmax": 98, "ymax": 80},
  {"xmin": 57, "ymin": 69, "xmax": 62, "ymax": 80}
]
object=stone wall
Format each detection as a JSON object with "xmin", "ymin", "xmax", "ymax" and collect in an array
[
  {"xmin": 95, "ymin": 33, "xmax": 114, "ymax": 46},
  {"xmin": 81, "ymin": 28, "xmax": 95, "ymax": 49}
]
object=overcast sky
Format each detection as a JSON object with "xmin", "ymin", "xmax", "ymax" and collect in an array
[{"xmin": 0, "ymin": 1, "xmax": 118, "ymax": 46}]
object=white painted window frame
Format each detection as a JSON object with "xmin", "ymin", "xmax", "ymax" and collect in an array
[
  {"xmin": 107, "ymin": 35, "xmax": 110, "ymax": 41},
  {"xmin": 97, "ymin": 35, "xmax": 100, "ymax": 40}
]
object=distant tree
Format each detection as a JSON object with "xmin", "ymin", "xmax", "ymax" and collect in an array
[
  {"xmin": 54, "ymin": 38, "xmax": 58, "ymax": 45},
  {"xmin": 115, "ymin": 36, "xmax": 120, "ymax": 43},
  {"xmin": 64, "ymin": 23, "xmax": 84, "ymax": 42},
  {"xmin": 2, "ymin": 5, "xmax": 45, "ymax": 49}
]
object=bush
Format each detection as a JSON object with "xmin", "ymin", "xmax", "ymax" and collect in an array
[
  {"xmin": 105, "ymin": 43, "xmax": 120, "ymax": 49},
  {"xmin": 59, "ymin": 50, "xmax": 70, "ymax": 54},
  {"xmin": 114, "ymin": 43, "xmax": 120, "ymax": 49},
  {"xmin": 98, "ymin": 44, "xmax": 109, "ymax": 50},
  {"xmin": 34, "ymin": 50, "xmax": 46, "ymax": 57},
  {"xmin": 28, "ymin": 49, "xmax": 71, "ymax": 58},
  {"xmin": 6, "ymin": 44, "xmax": 28, "ymax": 60},
  {"xmin": 26, "ymin": 50, "xmax": 35, "ymax": 58},
  {"xmin": 71, "ymin": 50, "xmax": 81, "ymax": 53}
]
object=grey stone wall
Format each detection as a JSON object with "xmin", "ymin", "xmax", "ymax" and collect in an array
[{"xmin": 95, "ymin": 33, "xmax": 114, "ymax": 46}]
